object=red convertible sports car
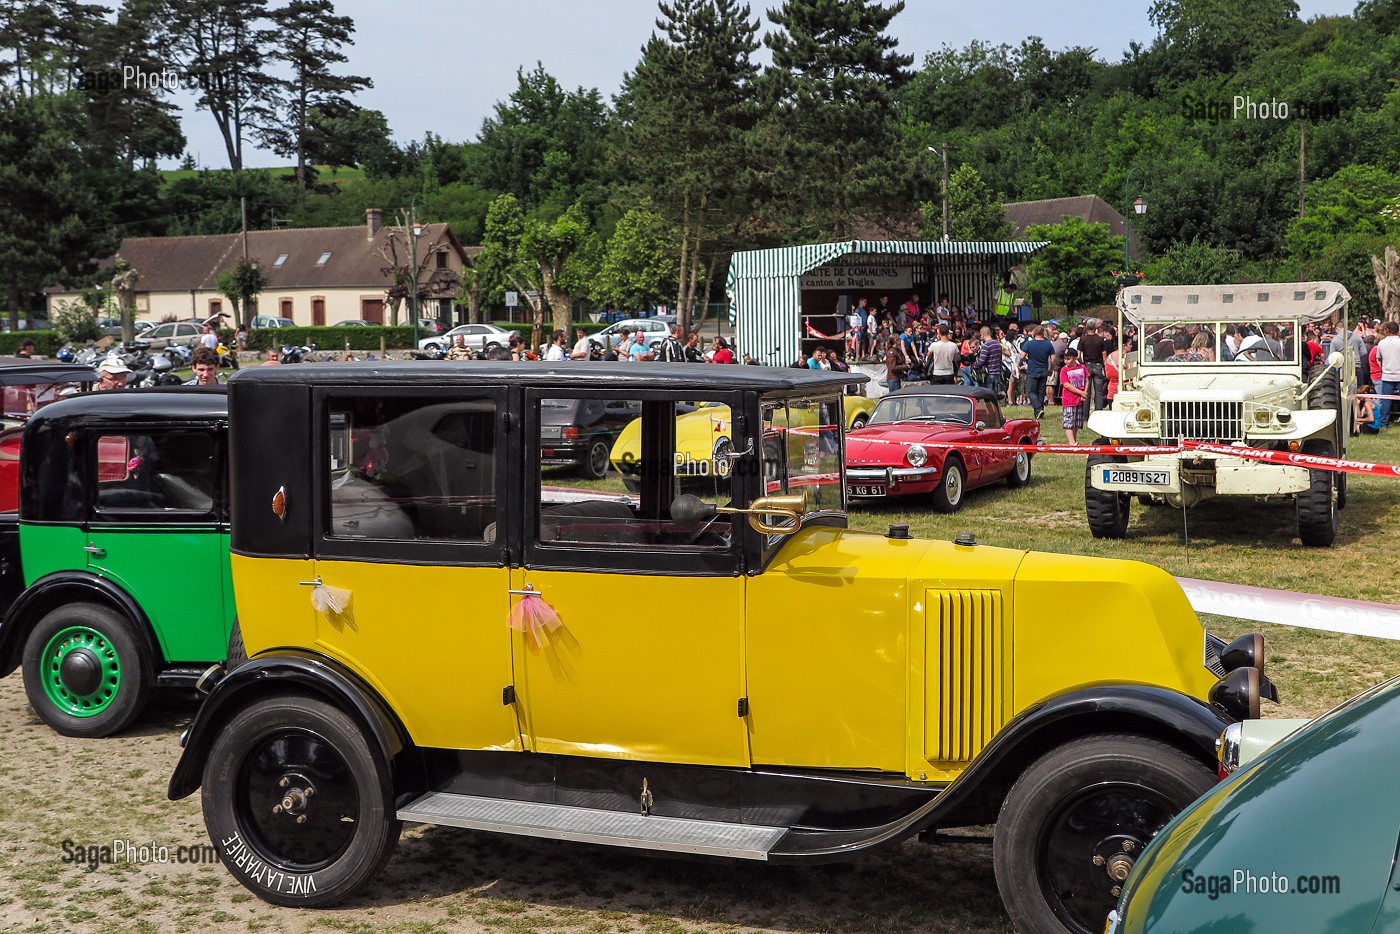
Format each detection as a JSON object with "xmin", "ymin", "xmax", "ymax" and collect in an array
[{"xmin": 845, "ymin": 385, "xmax": 1040, "ymax": 512}]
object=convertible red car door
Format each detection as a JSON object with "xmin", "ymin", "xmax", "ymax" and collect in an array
[{"xmin": 970, "ymin": 400, "xmax": 1013, "ymax": 485}]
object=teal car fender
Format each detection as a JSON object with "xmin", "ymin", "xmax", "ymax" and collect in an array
[{"xmin": 1111, "ymin": 676, "xmax": 1400, "ymax": 933}]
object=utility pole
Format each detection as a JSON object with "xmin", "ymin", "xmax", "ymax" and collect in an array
[
  {"xmin": 240, "ymin": 197, "xmax": 250, "ymax": 328},
  {"xmin": 1298, "ymin": 120, "xmax": 1307, "ymax": 218},
  {"xmin": 928, "ymin": 145, "xmax": 952, "ymax": 241},
  {"xmin": 408, "ymin": 199, "xmax": 420, "ymax": 348}
]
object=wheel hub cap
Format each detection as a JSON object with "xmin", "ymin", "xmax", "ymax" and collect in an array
[
  {"xmin": 39, "ymin": 626, "xmax": 121, "ymax": 717},
  {"xmin": 59, "ymin": 648, "xmax": 103, "ymax": 696}
]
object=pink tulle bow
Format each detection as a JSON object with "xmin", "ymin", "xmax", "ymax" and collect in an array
[{"xmin": 508, "ymin": 592, "xmax": 563, "ymax": 655}]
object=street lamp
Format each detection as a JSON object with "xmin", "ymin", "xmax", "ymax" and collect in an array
[
  {"xmin": 408, "ymin": 199, "xmax": 424, "ymax": 348},
  {"xmin": 927, "ymin": 145, "xmax": 950, "ymax": 242},
  {"xmin": 1124, "ymin": 193, "xmax": 1147, "ymax": 268}
]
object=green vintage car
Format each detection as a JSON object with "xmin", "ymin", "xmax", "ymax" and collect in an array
[
  {"xmin": 1108, "ymin": 673, "xmax": 1400, "ymax": 933},
  {"xmin": 0, "ymin": 388, "xmax": 233, "ymax": 737}
]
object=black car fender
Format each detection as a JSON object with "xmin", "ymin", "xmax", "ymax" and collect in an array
[
  {"xmin": 0, "ymin": 571, "xmax": 158, "ymax": 679},
  {"xmin": 167, "ymin": 650, "xmax": 408, "ymax": 801}
]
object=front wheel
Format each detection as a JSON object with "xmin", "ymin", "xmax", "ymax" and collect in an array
[
  {"xmin": 931, "ymin": 457, "xmax": 965, "ymax": 513},
  {"xmin": 994, "ymin": 734, "xmax": 1214, "ymax": 934},
  {"xmin": 849, "ymin": 414, "xmax": 869, "ymax": 431},
  {"xmin": 22, "ymin": 602, "xmax": 152, "ymax": 737},
  {"xmin": 201, "ymin": 696, "xmax": 400, "ymax": 907},
  {"xmin": 1084, "ymin": 454, "xmax": 1130, "ymax": 538},
  {"xmin": 484, "ymin": 342, "xmax": 502, "ymax": 354},
  {"xmin": 1296, "ymin": 439, "xmax": 1338, "ymax": 546}
]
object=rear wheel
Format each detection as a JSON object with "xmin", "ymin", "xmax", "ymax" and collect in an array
[
  {"xmin": 1006, "ymin": 447, "xmax": 1032, "ymax": 488},
  {"xmin": 994, "ymin": 734, "xmax": 1214, "ymax": 934},
  {"xmin": 22, "ymin": 602, "xmax": 152, "ymax": 737},
  {"xmin": 932, "ymin": 457, "xmax": 965, "ymax": 513},
  {"xmin": 1296, "ymin": 439, "xmax": 1338, "ymax": 547},
  {"xmin": 1084, "ymin": 453, "xmax": 1130, "ymax": 538},
  {"xmin": 201, "ymin": 696, "xmax": 400, "ymax": 907},
  {"xmin": 581, "ymin": 439, "xmax": 610, "ymax": 480}
]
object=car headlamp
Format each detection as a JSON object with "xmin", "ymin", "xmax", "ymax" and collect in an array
[
  {"xmin": 1220, "ymin": 632, "xmax": 1265, "ymax": 674},
  {"xmin": 1253, "ymin": 409, "xmax": 1272, "ymax": 427},
  {"xmin": 906, "ymin": 444, "xmax": 928, "ymax": 468},
  {"xmin": 1132, "ymin": 407, "xmax": 1155, "ymax": 427},
  {"xmin": 1209, "ymin": 665, "xmax": 1280, "ymax": 720}
]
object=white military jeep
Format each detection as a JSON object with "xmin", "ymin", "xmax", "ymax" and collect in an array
[{"xmin": 1085, "ymin": 282, "xmax": 1352, "ymax": 546}]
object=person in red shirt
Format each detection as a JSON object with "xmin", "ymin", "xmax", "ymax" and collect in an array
[
  {"xmin": 1059, "ymin": 347, "xmax": 1089, "ymax": 445},
  {"xmin": 710, "ymin": 336, "xmax": 735, "ymax": 364}
]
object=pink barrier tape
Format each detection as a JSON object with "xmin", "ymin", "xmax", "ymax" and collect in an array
[
  {"xmin": 1356, "ymin": 393, "xmax": 1400, "ymax": 402},
  {"xmin": 1178, "ymin": 577, "xmax": 1400, "ymax": 639},
  {"xmin": 1182, "ymin": 441, "xmax": 1400, "ymax": 478}
]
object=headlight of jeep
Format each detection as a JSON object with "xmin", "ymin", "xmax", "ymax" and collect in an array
[
  {"xmin": 1276, "ymin": 409, "xmax": 1292, "ymax": 425},
  {"xmin": 1253, "ymin": 408, "xmax": 1273, "ymax": 427},
  {"xmin": 1131, "ymin": 406, "xmax": 1155, "ymax": 428},
  {"xmin": 906, "ymin": 444, "xmax": 928, "ymax": 468}
]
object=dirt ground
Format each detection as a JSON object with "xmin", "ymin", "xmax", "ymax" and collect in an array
[{"xmin": 0, "ymin": 677, "xmax": 1011, "ymax": 934}]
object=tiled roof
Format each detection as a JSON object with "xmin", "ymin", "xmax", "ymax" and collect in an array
[
  {"xmin": 58, "ymin": 223, "xmax": 469, "ymax": 293},
  {"xmin": 1002, "ymin": 195, "xmax": 1126, "ymax": 237}
]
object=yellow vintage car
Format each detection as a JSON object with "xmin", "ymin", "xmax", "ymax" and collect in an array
[
  {"xmin": 609, "ymin": 395, "xmax": 875, "ymax": 481},
  {"xmin": 170, "ymin": 362, "xmax": 1275, "ymax": 934}
]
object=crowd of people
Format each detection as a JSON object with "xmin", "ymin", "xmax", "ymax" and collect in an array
[{"xmin": 451, "ymin": 324, "xmax": 759, "ymax": 366}]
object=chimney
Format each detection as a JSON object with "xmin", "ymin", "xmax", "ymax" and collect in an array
[{"xmin": 366, "ymin": 208, "xmax": 382, "ymax": 240}]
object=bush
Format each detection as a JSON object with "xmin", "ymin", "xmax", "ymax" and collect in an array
[
  {"xmin": 0, "ymin": 331, "xmax": 62, "ymax": 355},
  {"xmin": 51, "ymin": 301, "xmax": 102, "ymax": 343},
  {"xmin": 241, "ymin": 326, "xmax": 419, "ymax": 351}
]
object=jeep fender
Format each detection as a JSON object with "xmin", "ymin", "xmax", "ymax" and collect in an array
[
  {"xmin": 0, "ymin": 571, "xmax": 158, "ymax": 679},
  {"xmin": 167, "ymin": 650, "xmax": 408, "ymax": 800}
]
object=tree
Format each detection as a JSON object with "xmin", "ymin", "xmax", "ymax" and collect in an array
[
  {"xmin": 1148, "ymin": 0, "xmax": 1300, "ymax": 77},
  {"xmin": 520, "ymin": 203, "xmax": 592, "ymax": 336},
  {"xmin": 252, "ymin": 0, "xmax": 370, "ymax": 189},
  {"xmin": 927, "ymin": 163, "xmax": 1014, "ymax": 241},
  {"xmin": 760, "ymin": 0, "xmax": 915, "ymax": 240},
  {"xmin": 214, "ymin": 257, "xmax": 264, "ymax": 328},
  {"xmin": 156, "ymin": 0, "xmax": 273, "ymax": 171},
  {"xmin": 0, "ymin": 93, "xmax": 123, "ymax": 328},
  {"xmin": 110, "ymin": 259, "xmax": 139, "ymax": 342},
  {"xmin": 618, "ymin": 0, "xmax": 761, "ymax": 331},
  {"xmin": 373, "ymin": 209, "xmax": 445, "ymax": 327},
  {"xmin": 476, "ymin": 194, "xmax": 542, "ymax": 340},
  {"xmin": 597, "ymin": 206, "xmax": 679, "ymax": 311},
  {"xmin": 1143, "ymin": 238, "xmax": 1242, "ymax": 285},
  {"xmin": 79, "ymin": 0, "xmax": 185, "ymax": 168},
  {"xmin": 1024, "ymin": 218, "xmax": 1124, "ymax": 313}
]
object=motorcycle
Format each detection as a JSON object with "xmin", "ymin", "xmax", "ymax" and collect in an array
[
  {"xmin": 280, "ymin": 342, "xmax": 314, "ymax": 364},
  {"xmin": 127, "ymin": 354, "xmax": 183, "ymax": 388}
]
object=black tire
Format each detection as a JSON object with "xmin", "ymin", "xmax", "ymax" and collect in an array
[
  {"xmin": 581, "ymin": 438, "xmax": 610, "ymax": 480},
  {"xmin": 201, "ymin": 696, "xmax": 401, "ymax": 907},
  {"xmin": 423, "ymin": 342, "xmax": 440, "ymax": 353},
  {"xmin": 226, "ymin": 620, "xmax": 248, "ymax": 669},
  {"xmin": 1006, "ymin": 446, "xmax": 1032, "ymax": 488},
  {"xmin": 1296, "ymin": 439, "xmax": 1338, "ymax": 547},
  {"xmin": 850, "ymin": 414, "xmax": 869, "ymax": 431},
  {"xmin": 484, "ymin": 341, "xmax": 502, "ymax": 354},
  {"xmin": 994, "ymin": 733, "xmax": 1214, "ymax": 934},
  {"xmin": 932, "ymin": 457, "xmax": 966, "ymax": 513},
  {"xmin": 1084, "ymin": 454, "xmax": 1130, "ymax": 539},
  {"xmin": 21, "ymin": 602, "xmax": 152, "ymax": 738}
]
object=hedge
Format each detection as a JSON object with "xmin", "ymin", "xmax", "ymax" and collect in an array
[
  {"xmin": 0, "ymin": 331, "xmax": 63, "ymax": 355},
  {"xmin": 241, "ymin": 326, "xmax": 418, "ymax": 351}
]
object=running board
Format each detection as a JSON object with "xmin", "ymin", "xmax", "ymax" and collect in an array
[{"xmin": 397, "ymin": 792, "xmax": 787, "ymax": 859}]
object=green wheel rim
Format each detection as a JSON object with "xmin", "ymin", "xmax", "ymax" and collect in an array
[{"xmin": 39, "ymin": 626, "xmax": 121, "ymax": 717}]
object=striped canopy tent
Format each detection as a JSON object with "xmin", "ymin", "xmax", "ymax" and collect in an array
[{"xmin": 727, "ymin": 240, "xmax": 1047, "ymax": 366}]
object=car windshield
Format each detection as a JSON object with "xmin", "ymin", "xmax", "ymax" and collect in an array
[
  {"xmin": 869, "ymin": 394, "xmax": 974, "ymax": 426},
  {"xmin": 762, "ymin": 395, "xmax": 844, "ymax": 513},
  {"xmin": 1139, "ymin": 320, "xmax": 1300, "ymax": 365}
]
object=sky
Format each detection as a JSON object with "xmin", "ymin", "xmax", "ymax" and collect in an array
[{"xmin": 146, "ymin": 0, "xmax": 1361, "ymax": 170}]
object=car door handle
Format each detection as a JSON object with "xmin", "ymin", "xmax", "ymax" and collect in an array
[
  {"xmin": 508, "ymin": 587, "xmax": 540, "ymax": 597},
  {"xmin": 84, "ymin": 544, "xmax": 106, "ymax": 557},
  {"xmin": 298, "ymin": 576, "xmax": 322, "ymax": 587}
]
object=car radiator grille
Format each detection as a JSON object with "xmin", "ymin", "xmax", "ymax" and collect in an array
[
  {"xmin": 926, "ymin": 589, "xmax": 1007, "ymax": 763},
  {"xmin": 1161, "ymin": 401, "xmax": 1244, "ymax": 443}
]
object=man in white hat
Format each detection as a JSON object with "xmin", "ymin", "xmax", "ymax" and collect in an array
[{"xmin": 96, "ymin": 355, "xmax": 130, "ymax": 391}]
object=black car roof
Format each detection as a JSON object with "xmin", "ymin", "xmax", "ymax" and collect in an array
[
  {"xmin": 26, "ymin": 386, "xmax": 227, "ymax": 427},
  {"xmin": 0, "ymin": 362, "xmax": 98, "ymax": 385},
  {"xmin": 885, "ymin": 383, "xmax": 1000, "ymax": 403},
  {"xmin": 230, "ymin": 361, "xmax": 866, "ymax": 393}
]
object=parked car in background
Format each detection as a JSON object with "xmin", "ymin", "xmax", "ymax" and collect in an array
[
  {"xmin": 134, "ymin": 320, "xmax": 203, "ymax": 351},
  {"xmin": 250, "ymin": 315, "xmax": 295, "ymax": 329},
  {"xmin": 1107, "ymin": 675, "xmax": 1400, "ymax": 934},
  {"xmin": 418, "ymin": 318, "xmax": 447, "ymax": 337},
  {"xmin": 98, "ymin": 318, "xmax": 155, "ymax": 339},
  {"xmin": 845, "ymin": 385, "xmax": 1040, "ymax": 512},
  {"xmin": 334, "ymin": 319, "xmax": 373, "ymax": 327},
  {"xmin": 594, "ymin": 317, "xmax": 674, "ymax": 350},
  {"xmin": 540, "ymin": 396, "xmax": 642, "ymax": 479},
  {"xmin": 419, "ymin": 322, "xmax": 513, "ymax": 354}
]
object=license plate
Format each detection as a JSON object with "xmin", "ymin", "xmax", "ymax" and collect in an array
[
  {"xmin": 1102, "ymin": 468, "xmax": 1170, "ymax": 486},
  {"xmin": 847, "ymin": 484, "xmax": 887, "ymax": 497}
]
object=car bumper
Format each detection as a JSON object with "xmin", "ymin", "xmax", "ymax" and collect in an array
[
  {"xmin": 846, "ymin": 465, "xmax": 941, "ymax": 496},
  {"xmin": 1088, "ymin": 452, "xmax": 1311, "ymax": 496}
]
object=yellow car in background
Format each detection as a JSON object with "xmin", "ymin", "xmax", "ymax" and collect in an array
[{"xmin": 609, "ymin": 396, "xmax": 875, "ymax": 480}]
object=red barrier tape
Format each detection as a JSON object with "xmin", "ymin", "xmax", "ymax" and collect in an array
[{"xmin": 1181, "ymin": 441, "xmax": 1400, "ymax": 478}]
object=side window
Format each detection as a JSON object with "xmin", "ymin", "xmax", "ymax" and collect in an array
[
  {"xmin": 975, "ymin": 400, "xmax": 1000, "ymax": 427},
  {"xmin": 535, "ymin": 395, "xmax": 733, "ymax": 550},
  {"xmin": 94, "ymin": 431, "xmax": 216, "ymax": 514},
  {"xmin": 327, "ymin": 396, "xmax": 496, "ymax": 541},
  {"xmin": 764, "ymin": 397, "xmax": 844, "ymax": 510}
]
